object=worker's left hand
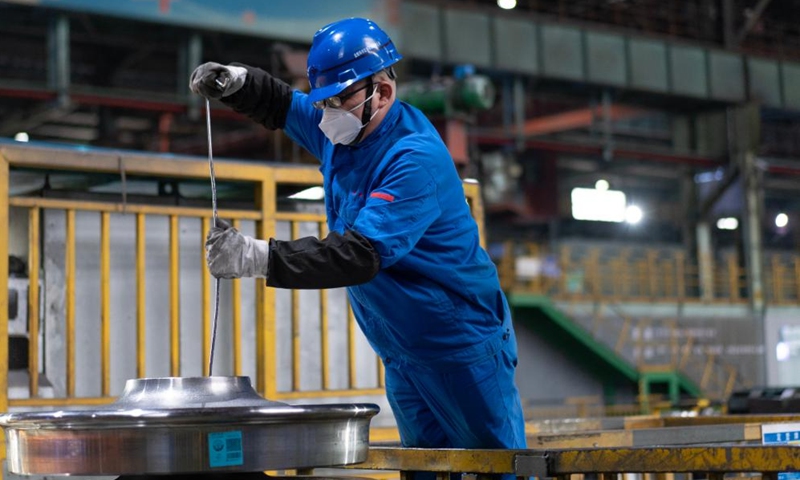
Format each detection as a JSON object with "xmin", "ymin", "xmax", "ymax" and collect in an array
[{"xmin": 205, "ymin": 220, "xmax": 270, "ymax": 278}]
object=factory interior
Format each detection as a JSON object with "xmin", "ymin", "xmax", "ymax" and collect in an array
[{"xmin": 3, "ymin": 0, "xmax": 800, "ymax": 478}]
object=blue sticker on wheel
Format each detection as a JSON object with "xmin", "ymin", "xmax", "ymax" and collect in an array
[{"xmin": 208, "ymin": 431, "xmax": 244, "ymax": 467}]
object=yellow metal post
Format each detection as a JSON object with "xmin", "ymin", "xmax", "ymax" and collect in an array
[
  {"xmin": 464, "ymin": 183, "xmax": 485, "ymax": 249},
  {"xmin": 231, "ymin": 219, "xmax": 242, "ymax": 376},
  {"xmin": 377, "ymin": 355, "xmax": 385, "ymax": 388},
  {"xmin": 66, "ymin": 210, "xmax": 76, "ymax": 396},
  {"xmin": 28, "ymin": 208, "xmax": 40, "ymax": 396},
  {"xmin": 169, "ymin": 215, "xmax": 180, "ymax": 377},
  {"xmin": 255, "ymin": 283, "xmax": 264, "ymax": 393},
  {"xmin": 100, "ymin": 212, "xmax": 111, "ymax": 396},
  {"xmin": 648, "ymin": 250, "xmax": 658, "ymax": 299},
  {"xmin": 729, "ymin": 253, "xmax": 740, "ymax": 302},
  {"xmin": 669, "ymin": 320, "xmax": 679, "ymax": 369},
  {"xmin": 701, "ymin": 354, "xmax": 716, "ymax": 390},
  {"xmin": 0, "ymin": 154, "xmax": 9, "ymax": 461},
  {"xmin": 772, "ymin": 255, "xmax": 783, "ymax": 304},
  {"xmin": 348, "ymin": 304, "xmax": 358, "ymax": 389},
  {"xmin": 662, "ymin": 260, "xmax": 674, "ymax": 298},
  {"xmin": 136, "ymin": 213, "xmax": 146, "ymax": 378},
  {"xmin": 255, "ymin": 175, "xmax": 276, "ymax": 397},
  {"xmin": 291, "ymin": 221, "xmax": 301, "ymax": 392},
  {"xmin": 588, "ymin": 248, "xmax": 600, "ymax": 299},
  {"xmin": 615, "ymin": 317, "xmax": 631, "ymax": 355},
  {"xmin": 320, "ymin": 286, "xmax": 329, "ymax": 389},
  {"xmin": 201, "ymin": 216, "xmax": 211, "ymax": 376},
  {"xmin": 319, "ymin": 221, "xmax": 330, "ymax": 390},
  {"xmin": 724, "ymin": 365, "xmax": 738, "ymax": 399},
  {"xmin": 621, "ymin": 248, "xmax": 632, "ymax": 299}
]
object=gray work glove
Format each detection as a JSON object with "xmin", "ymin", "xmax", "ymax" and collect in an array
[
  {"xmin": 189, "ymin": 62, "xmax": 247, "ymax": 100},
  {"xmin": 205, "ymin": 219, "xmax": 270, "ymax": 279}
]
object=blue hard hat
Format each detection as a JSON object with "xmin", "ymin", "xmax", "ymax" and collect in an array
[{"xmin": 306, "ymin": 17, "xmax": 402, "ymax": 104}]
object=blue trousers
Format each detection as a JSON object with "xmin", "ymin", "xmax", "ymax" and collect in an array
[{"xmin": 385, "ymin": 340, "xmax": 527, "ymax": 480}]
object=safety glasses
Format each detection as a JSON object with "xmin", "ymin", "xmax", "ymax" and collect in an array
[{"xmin": 312, "ymin": 82, "xmax": 372, "ymax": 110}]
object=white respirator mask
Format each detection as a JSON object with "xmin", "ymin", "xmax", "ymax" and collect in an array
[{"xmin": 318, "ymin": 86, "xmax": 380, "ymax": 145}]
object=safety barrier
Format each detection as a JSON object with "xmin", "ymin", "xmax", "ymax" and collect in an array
[
  {"xmin": 0, "ymin": 142, "xmax": 484, "ymax": 413},
  {"xmin": 499, "ymin": 242, "xmax": 769, "ymax": 304},
  {"xmin": 502, "ymin": 241, "xmax": 800, "ymax": 306},
  {"xmin": 766, "ymin": 251, "xmax": 800, "ymax": 304}
]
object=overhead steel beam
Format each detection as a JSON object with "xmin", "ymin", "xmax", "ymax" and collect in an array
[
  {"xmin": 490, "ymin": 105, "xmax": 648, "ymax": 138},
  {"xmin": 473, "ymin": 135, "xmax": 723, "ymax": 168}
]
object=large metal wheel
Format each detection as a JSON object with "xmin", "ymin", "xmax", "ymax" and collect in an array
[{"xmin": 0, "ymin": 376, "xmax": 380, "ymax": 476}]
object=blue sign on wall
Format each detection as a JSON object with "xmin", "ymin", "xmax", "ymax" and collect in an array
[{"xmin": 0, "ymin": 0, "xmax": 392, "ymax": 44}]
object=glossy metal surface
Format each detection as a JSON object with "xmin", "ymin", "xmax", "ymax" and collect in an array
[{"xmin": 0, "ymin": 376, "xmax": 379, "ymax": 476}]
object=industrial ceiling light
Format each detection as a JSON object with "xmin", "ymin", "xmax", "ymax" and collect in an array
[
  {"xmin": 625, "ymin": 205, "xmax": 643, "ymax": 224},
  {"xmin": 497, "ymin": 0, "xmax": 517, "ymax": 10},
  {"xmin": 14, "ymin": 132, "xmax": 29, "ymax": 142},
  {"xmin": 776, "ymin": 213, "xmax": 789, "ymax": 228},
  {"xmin": 595, "ymin": 179, "xmax": 609, "ymax": 191},
  {"xmin": 571, "ymin": 187, "xmax": 626, "ymax": 222},
  {"xmin": 716, "ymin": 217, "xmax": 738, "ymax": 230}
]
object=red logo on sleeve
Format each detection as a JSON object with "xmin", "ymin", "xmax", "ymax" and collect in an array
[{"xmin": 370, "ymin": 192, "xmax": 395, "ymax": 202}]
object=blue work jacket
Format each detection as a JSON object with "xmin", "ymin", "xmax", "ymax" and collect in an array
[{"xmin": 283, "ymin": 91, "xmax": 514, "ymax": 370}]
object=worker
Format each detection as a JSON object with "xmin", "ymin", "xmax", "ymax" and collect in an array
[{"xmin": 192, "ymin": 17, "xmax": 526, "ymax": 478}]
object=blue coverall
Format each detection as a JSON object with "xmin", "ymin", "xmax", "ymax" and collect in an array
[{"xmin": 283, "ymin": 91, "xmax": 527, "ymax": 457}]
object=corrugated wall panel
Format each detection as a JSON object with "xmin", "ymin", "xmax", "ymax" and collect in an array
[
  {"xmin": 444, "ymin": 9, "xmax": 492, "ymax": 67},
  {"xmin": 628, "ymin": 39, "xmax": 669, "ymax": 92},
  {"xmin": 669, "ymin": 45, "xmax": 709, "ymax": 98},
  {"xmin": 748, "ymin": 58, "xmax": 783, "ymax": 108},
  {"xmin": 709, "ymin": 51, "xmax": 745, "ymax": 102},
  {"xmin": 493, "ymin": 17, "xmax": 539, "ymax": 74},
  {"xmin": 541, "ymin": 25, "xmax": 584, "ymax": 80},
  {"xmin": 586, "ymin": 31, "xmax": 627, "ymax": 87},
  {"xmin": 781, "ymin": 62, "xmax": 800, "ymax": 110},
  {"xmin": 399, "ymin": 3, "xmax": 443, "ymax": 62}
]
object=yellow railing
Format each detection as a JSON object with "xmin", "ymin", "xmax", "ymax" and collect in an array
[
  {"xmin": 499, "ymin": 242, "xmax": 794, "ymax": 304},
  {"xmin": 766, "ymin": 252, "xmax": 800, "ymax": 304},
  {"xmin": 0, "ymin": 143, "xmax": 485, "ymax": 412}
]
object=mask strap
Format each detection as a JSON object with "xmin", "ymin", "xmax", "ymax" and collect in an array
[{"xmin": 348, "ymin": 75, "xmax": 374, "ymax": 145}]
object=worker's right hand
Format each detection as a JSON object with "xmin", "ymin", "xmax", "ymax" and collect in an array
[
  {"xmin": 205, "ymin": 219, "xmax": 270, "ymax": 279},
  {"xmin": 189, "ymin": 62, "xmax": 247, "ymax": 100}
]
